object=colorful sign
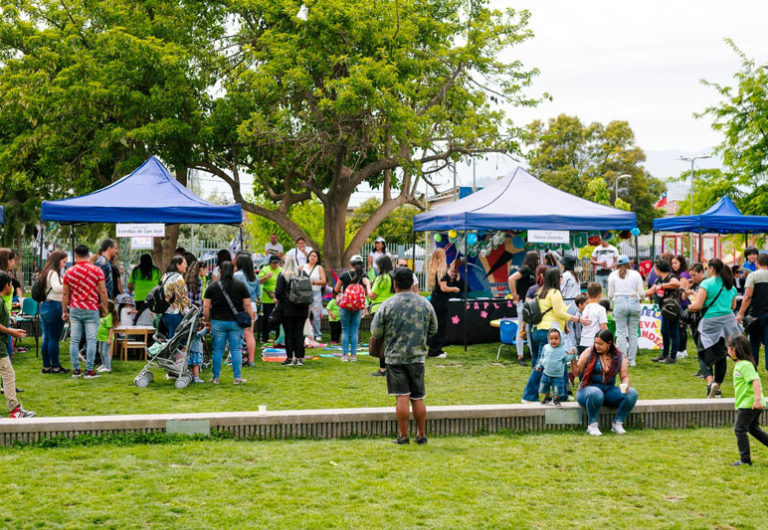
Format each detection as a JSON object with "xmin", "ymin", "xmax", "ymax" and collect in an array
[{"xmin": 638, "ymin": 304, "xmax": 662, "ymax": 350}]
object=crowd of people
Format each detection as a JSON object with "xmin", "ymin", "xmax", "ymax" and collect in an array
[{"xmin": 3, "ymin": 234, "xmax": 767, "ymax": 462}]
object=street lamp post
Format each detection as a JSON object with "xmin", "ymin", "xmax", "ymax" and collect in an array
[
  {"xmin": 615, "ymin": 174, "xmax": 631, "ymax": 203},
  {"xmin": 679, "ymin": 155, "xmax": 711, "ymax": 260}
]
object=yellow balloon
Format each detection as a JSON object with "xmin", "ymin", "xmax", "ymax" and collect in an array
[{"xmin": 448, "ymin": 229, "xmax": 457, "ymax": 238}]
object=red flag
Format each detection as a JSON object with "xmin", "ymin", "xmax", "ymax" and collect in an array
[{"xmin": 654, "ymin": 192, "xmax": 668, "ymax": 209}]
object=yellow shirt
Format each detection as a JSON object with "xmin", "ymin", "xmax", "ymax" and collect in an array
[{"xmin": 537, "ymin": 289, "xmax": 571, "ymax": 330}]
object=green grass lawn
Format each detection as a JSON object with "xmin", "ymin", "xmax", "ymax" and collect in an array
[
  {"xmin": 1, "ymin": 428, "xmax": 766, "ymax": 528},
  {"xmin": 7, "ymin": 335, "xmax": 749, "ymax": 417}
]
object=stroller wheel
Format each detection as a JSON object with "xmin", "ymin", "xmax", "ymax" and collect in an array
[
  {"xmin": 143, "ymin": 370, "xmax": 154, "ymax": 383},
  {"xmin": 135, "ymin": 376, "xmax": 149, "ymax": 388},
  {"xmin": 175, "ymin": 376, "xmax": 189, "ymax": 389}
]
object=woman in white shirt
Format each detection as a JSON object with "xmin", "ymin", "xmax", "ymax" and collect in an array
[
  {"xmin": 368, "ymin": 237, "xmax": 391, "ymax": 275},
  {"xmin": 302, "ymin": 250, "xmax": 326, "ymax": 341},
  {"xmin": 608, "ymin": 255, "xmax": 645, "ymax": 366},
  {"xmin": 39, "ymin": 250, "xmax": 69, "ymax": 374}
]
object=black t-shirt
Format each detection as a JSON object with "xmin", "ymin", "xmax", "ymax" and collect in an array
[
  {"xmin": 339, "ymin": 270, "xmax": 364, "ymax": 291},
  {"xmin": 513, "ymin": 265, "xmax": 535, "ymax": 300},
  {"xmin": 431, "ymin": 273, "xmax": 465, "ymax": 308},
  {"xmin": 653, "ymin": 273, "xmax": 679, "ymax": 305},
  {"xmin": 204, "ymin": 280, "xmax": 249, "ymax": 322}
]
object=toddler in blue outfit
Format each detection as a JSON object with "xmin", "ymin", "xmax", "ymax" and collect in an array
[
  {"xmin": 536, "ymin": 324, "xmax": 576, "ymax": 407},
  {"xmin": 188, "ymin": 320, "xmax": 207, "ymax": 384}
]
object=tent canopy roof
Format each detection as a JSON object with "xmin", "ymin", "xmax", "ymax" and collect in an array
[
  {"xmin": 652, "ymin": 196, "xmax": 768, "ymax": 234},
  {"xmin": 413, "ymin": 167, "xmax": 637, "ymax": 232},
  {"xmin": 41, "ymin": 156, "xmax": 242, "ymax": 225}
]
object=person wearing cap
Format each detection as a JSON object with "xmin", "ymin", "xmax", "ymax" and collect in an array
[
  {"xmin": 368, "ymin": 237, "xmax": 391, "ymax": 275},
  {"xmin": 608, "ymin": 255, "xmax": 644, "ymax": 366},
  {"xmin": 370, "ymin": 267, "xmax": 438, "ymax": 444},
  {"xmin": 334, "ymin": 254, "xmax": 371, "ymax": 361},
  {"xmin": 258, "ymin": 255, "xmax": 282, "ymax": 342}
]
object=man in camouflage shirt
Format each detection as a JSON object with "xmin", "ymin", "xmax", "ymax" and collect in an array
[{"xmin": 371, "ymin": 267, "xmax": 438, "ymax": 445}]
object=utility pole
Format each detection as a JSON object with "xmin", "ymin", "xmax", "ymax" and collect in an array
[
  {"xmin": 614, "ymin": 174, "xmax": 631, "ymax": 203},
  {"xmin": 679, "ymin": 154, "xmax": 711, "ymax": 260}
]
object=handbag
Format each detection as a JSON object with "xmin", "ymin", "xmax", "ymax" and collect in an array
[
  {"xmin": 269, "ymin": 302, "xmax": 283, "ymax": 325},
  {"xmin": 369, "ymin": 335, "xmax": 385, "ymax": 359},
  {"xmin": 303, "ymin": 317, "xmax": 313, "ymax": 337},
  {"xmin": 218, "ymin": 282, "xmax": 252, "ymax": 329}
]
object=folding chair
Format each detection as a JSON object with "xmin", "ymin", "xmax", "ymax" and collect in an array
[{"xmin": 16, "ymin": 298, "xmax": 40, "ymax": 356}]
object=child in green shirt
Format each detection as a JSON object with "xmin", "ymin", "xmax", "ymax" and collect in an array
[
  {"xmin": 327, "ymin": 294, "xmax": 341, "ymax": 344},
  {"xmin": 0, "ymin": 272, "xmax": 34, "ymax": 418},
  {"xmin": 96, "ymin": 300, "xmax": 117, "ymax": 373},
  {"xmin": 726, "ymin": 334, "xmax": 768, "ymax": 466}
]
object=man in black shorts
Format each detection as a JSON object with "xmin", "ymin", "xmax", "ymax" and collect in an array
[{"xmin": 370, "ymin": 267, "xmax": 438, "ymax": 445}]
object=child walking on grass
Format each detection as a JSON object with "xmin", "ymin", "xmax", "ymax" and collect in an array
[
  {"xmin": 188, "ymin": 319, "xmax": 207, "ymax": 384},
  {"xmin": 327, "ymin": 293, "xmax": 341, "ymax": 345},
  {"xmin": 535, "ymin": 325, "xmax": 576, "ymax": 407},
  {"xmin": 0, "ymin": 272, "xmax": 34, "ymax": 418},
  {"xmin": 726, "ymin": 334, "xmax": 768, "ymax": 466},
  {"xmin": 96, "ymin": 300, "xmax": 117, "ymax": 373}
]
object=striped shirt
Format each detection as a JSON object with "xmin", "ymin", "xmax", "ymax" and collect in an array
[{"xmin": 63, "ymin": 262, "xmax": 105, "ymax": 311}]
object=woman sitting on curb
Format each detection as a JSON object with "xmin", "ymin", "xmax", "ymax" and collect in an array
[{"xmin": 573, "ymin": 329, "xmax": 638, "ymax": 436}]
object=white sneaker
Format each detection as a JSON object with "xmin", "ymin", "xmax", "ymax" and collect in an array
[
  {"xmin": 340, "ymin": 355, "xmax": 349, "ymax": 362},
  {"xmin": 586, "ymin": 423, "xmax": 602, "ymax": 436},
  {"xmin": 193, "ymin": 377, "xmax": 204, "ymax": 384},
  {"xmin": 677, "ymin": 350, "xmax": 688, "ymax": 359},
  {"xmin": 628, "ymin": 360, "xmax": 636, "ymax": 367},
  {"xmin": 96, "ymin": 366, "xmax": 111, "ymax": 373},
  {"xmin": 611, "ymin": 421, "xmax": 627, "ymax": 435},
  {"xmin": 520, "ymin": 399, "xmax": 537, "ymax": 404}
]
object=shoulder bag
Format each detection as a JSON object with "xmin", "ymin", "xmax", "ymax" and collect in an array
[{"xmin": 218, "ymin": 282, "xmax": 252, "ymax": 328}]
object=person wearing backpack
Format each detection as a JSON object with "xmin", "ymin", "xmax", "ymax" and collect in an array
[
  {"xmin": 333, "ymin": 255, "xmax": 371, "ymax": 362},
  {"xmin": 644, "ymin": 258, "xmax": 681, "ymax": 365},
  {"xmin": 160, "ymin": 256, "xmax": 191, "ymax": 339},
  {"xmin": 521, "ymin": 268, "xmax": 584, "ymax": 404},
  {"xmin": 38, "ymin": 250, "xmax": 69, "ymax": 374},
  {"xmin": 275, "ymin": 257, "xmax": 312, "ymax": 366}
]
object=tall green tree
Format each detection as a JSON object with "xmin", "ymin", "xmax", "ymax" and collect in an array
[
  {"xmin": 524, "ymin": 114, "xmax": 665, "ymax": 231},
  {"xmin": 195, "ymin": 0, "xmax": 541, "ymax": 268},
  {"xmin": 699, "ymin": 39, "xmax": 768, "ymax": 215},
  {"xmin": 346, "ymin": 198, "xmax": 420, "ymax": 245}
]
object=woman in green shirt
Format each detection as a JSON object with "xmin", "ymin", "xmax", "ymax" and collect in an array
[
  {"xmin": 128, "ymin": 254, "xmax": 161, "ymax": 313},
  {"xmin": 258, "ymin": 255, "xmax": 282, "ymax": 342},
  {"xmin": 367, "ymin": 255, "xmax": 394, "ymax": 377},
  {"xmin": 726, "ymin": 334, "xmax": 768, "ymax": 466}
]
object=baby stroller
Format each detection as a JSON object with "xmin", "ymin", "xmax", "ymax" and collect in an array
[{"xmin": 134, "ymin": 307, "xmax": 199, "ymax": 389}]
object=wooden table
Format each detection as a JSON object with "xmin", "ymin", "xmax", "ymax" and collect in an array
[{"xmin": 113, "ymin": 326, "xmax": 155, "ymax": 361}]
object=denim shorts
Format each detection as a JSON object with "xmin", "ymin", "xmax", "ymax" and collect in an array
[{"xmin": 386, "ymin": 363, "xmax": 425, "ymax": 400}]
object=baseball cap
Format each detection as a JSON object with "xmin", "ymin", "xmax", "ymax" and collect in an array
[
  {"xmin": 350, "ymin": 254, "xmax": 364, "ymax": 264},
  {"xmin": 617, "ymin": 255, "xmax": 630, "ymax": 266},
  {"xmin": 269, "ymin": 255, "xmax": 281, "ymax": 263},
  {"xmin": 375, "ymin": 237, "xmax": 386, "ymax": 243}
]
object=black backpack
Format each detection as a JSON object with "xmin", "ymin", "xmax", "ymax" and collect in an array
[
  {"xmin": 288, "ymin": 271, "xmax": 313, "ymax": 305},
  {"xmin": 522, "ymin": 298, "xmax": 552, "ymax": 325},
  {"xmin": 145, "ymin": 274, "xmax": 176, "ymax": 314},
  {"xmin": 31, "ymin": 274, "xmax": 50, "ymax": 303}
]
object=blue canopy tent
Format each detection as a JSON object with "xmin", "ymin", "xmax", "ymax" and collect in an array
[
  {"xmin": 651, "ymin": 196, "xmax": 768, "ymax": 258},
  {"xmin": 40, "ymin": 156, "xmax": 243, "ymax": 262},
  {"xmin": 413, "ymin": 166, "xmax": 638, "ymax": 349}
]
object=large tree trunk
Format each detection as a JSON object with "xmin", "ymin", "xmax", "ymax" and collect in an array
[
  {"xmin": 151, "ymin": 225, "xmax": 180, "ymax": 271},
  {"xmin": 322, "ymin": 191, "xmax": 351, "ymax": 272}
]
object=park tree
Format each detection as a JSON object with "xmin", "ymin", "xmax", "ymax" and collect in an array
[
  {"xmin": 0, "ymin": 0, "xmax": 227, "ymax": 266},
  {"xmin": 524, "ymin": 114, "xmax": 666, "ymax": 231},
  {"xmin": 699, "ymin": 40, "xmax": 768, "ymax": 215},
  {"xmin": 346, "ymin": 198, "xmax": 420, "ymax": 245},
  {"xmin": 194, "ymin": 0, "xmax": 540, "ymax": 268}
]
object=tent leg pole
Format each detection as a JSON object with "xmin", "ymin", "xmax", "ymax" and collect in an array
[
  {"xmin": 651, "ymin": 230, "xmax": 655, "ymax": 260},
  {"xmin": 634, "ymin": 235, "xmax": 639, "ymax": 262},
  {"xmin": 411, "ymin": 230, "xmax": 416, "ymax": 266},
  {"xmin": 463, "ymin": 231, "xmax": 468, "ymax": 352},
  {"xmin": 70, "ymin": 225, "xmax": 75, "ymax": 265},
  {"xmin": 699, "ymin": 229, "xmax": 704, "ymax": 262},
  {"xmin": 239, "ymin": 225, "xmax": 244, "ymax": 252},
  {"xmin": 745, "ymin": 231, "xmax": 749, "ymax": 256}
]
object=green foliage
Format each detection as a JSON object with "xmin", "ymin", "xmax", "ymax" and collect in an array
[
  {"xmin": 700, "ymin": 41, "xmax": 768, "ymax": 216},
  {"xmin": 669, "ymin": 168, "xmax": 736, "ymax": 215},
  {"xmin": 347, "ymin": 198, "xmax": 420, "ymax": 244},
  {"xmin": 524, "ymin": 114, "xmax": 666, "ymax": 231},
  {"xmin": 614, "ymin": 197, "xmax": 632, "ymax": 211},
  {"xmin": 244, "ymin": 198, "xmax": 327, "ymax": 251}
]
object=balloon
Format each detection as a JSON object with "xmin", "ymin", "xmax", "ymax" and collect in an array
[
  {"xmin": 467, "ymin": 233, "xmax": 478, "ymax": 246},
  {"xmin": 512, "ymin": 236, "xmax": 525, "ymax": 248},
  {"xmin": 448, "ymin": 229, "xmax": 457, "ymax": 239},
  {"xmin": 433, "ymin": 233, "xmax": 442, "ymax": 243},
  {"xmin": 631, "ymin": 227, "xmax": 641, "ymax": 237}
]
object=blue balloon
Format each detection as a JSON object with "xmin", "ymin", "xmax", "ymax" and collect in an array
[
  {"xmin": 631, "ymin": 227, "xmax": 641, "ymax": 237},
  {"xmin": 467, "ymin": 233, "xmax": 478, "ymax": 246}
]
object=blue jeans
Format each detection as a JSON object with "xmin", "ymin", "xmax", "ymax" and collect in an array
[
  {"xmin": 211, "ymin": 319, "xmax": 244, "ymax": 379},
  {"xmin": 539, "ymin": 373, "xmax": 565, "ymax": 398},
  {"xmin": 40, "ymin": 300, "xmax": 64, "ymax": 368},
  {"xmin": 613, "ymin": 296, "xmax": 641, "ymax": 362},
  {"xmin": 339, "ymin": 307, "xmax": 363, "ymax": 357},
  {"xmin": 522, "ymin": 328, "xmax": 550, "ymax": 401},
  {"xmin": 163, "ymin": 312, "xmax": 183, "ymax": 339},
  {"xmin": 69, "ymin": 307, "xmax": 99, "ymax": 371},
  {"xmin": 310, "ymin": 290, "xmax": 323, "ymax": 339},
  {"xmin": 660, "ymin": 315, "xmax": 680, "ymax": 359},
  {"xmin": 577, "ymin": 384, "xmax": 639, "ymax": 424}
]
